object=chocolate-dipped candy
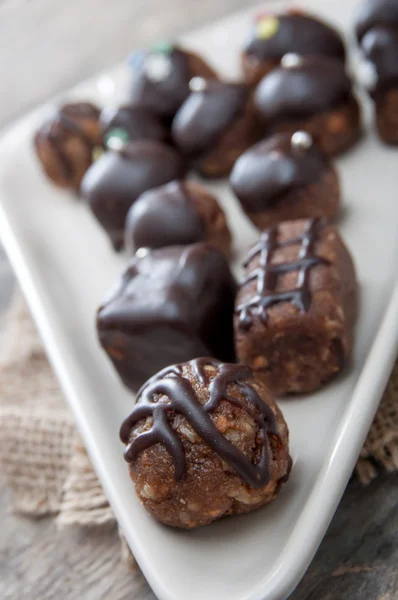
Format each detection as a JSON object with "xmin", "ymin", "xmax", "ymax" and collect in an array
[
  {"xmin": 361, "ymin": 27, "xmax": 398, "ymax": 143},
  {"xmin": 100, "ymin": 105, "xmax": 169, "ymax": 148},
  {"xmin": 120, "ymin": 357, "xmax": 292, "ymax": 528},
  {"xmin": 34, "ymin": 102, "xmax": 101, "ymax": 190},
  {"xmin": 172, "ymin": 78, "xmax": 261, "ymax": 178},
  {"xmin": 242, "ymin": 11, "xmax": 346, "ymax": 85},
  {"xmin": 97, "ymin": 243, "xmax": 236, "ymax": 392},
  {"xmin": 355, "ymin": 0, "xmax": 398, "ymax": 144},
  {"xmin": 129, "ymin": 42, "xmax": 218, "ymax": 121},
  {"xmin": 125, "ymin": 180, "xmax": 231, "ymax": 255},
  {"xmin": 234, "ymin": 218, "xmax": 357, "ymax": 395},
  {"xmin": 355, "ymin": 0, "xmax": 398, "ymax": 41},
  {"xmin": 230, "ymin": 131, "xmax": 340, "ymax": 229},
  {"xmin": 80, "ymin": 140, "xmax": 185, "ymax": 250},
  {"xmin": 254, "ymin": 54, "xmax": 361, "ymax": 156}
]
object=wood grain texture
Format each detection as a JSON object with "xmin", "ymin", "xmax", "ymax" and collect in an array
[{"xmin": 0, "ymin": 0, "xmax": 397, "ymax": 599}]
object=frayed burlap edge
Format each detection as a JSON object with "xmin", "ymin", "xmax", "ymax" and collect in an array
[{"xmin": 0, "ymin": 291, "xmax": 397, "ymax": 543}]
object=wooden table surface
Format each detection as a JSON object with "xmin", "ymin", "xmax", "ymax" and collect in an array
[{"xmin": 0, "ymin": 1, "xmax": 397, "ymax": 598}]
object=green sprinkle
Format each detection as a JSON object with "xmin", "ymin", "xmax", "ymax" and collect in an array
[
  {"xmin": 150, "ymin": 40, "xmax": 173, "ymax": 55},
  {"xmin": 104, "ymin": 127, "xmax": 130, "ymax": 149}
]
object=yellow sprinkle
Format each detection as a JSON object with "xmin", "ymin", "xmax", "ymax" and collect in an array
[
  {"xmin": 256, "ymin": 16, "xmax": 279, "ymax": 40},
  {"xmin": 92, "ymin": 146, "xmax": 104, "ymax": 162}
]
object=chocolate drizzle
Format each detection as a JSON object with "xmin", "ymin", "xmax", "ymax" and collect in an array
[
  {"xmin": 38, "ymin": 103, "xmax": 100, "ymax": 184},
  {"xmin": 120, "ymin": 358, "xmax": 278, "ymax": 488},
  {"xmin": 237, "ymin": 218, "xmax": 328, "ymax": 329}
]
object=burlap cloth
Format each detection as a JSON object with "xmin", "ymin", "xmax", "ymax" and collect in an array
[{"xmin": 0, "ymin": 291, "xmax": 397, "ymax": 558}]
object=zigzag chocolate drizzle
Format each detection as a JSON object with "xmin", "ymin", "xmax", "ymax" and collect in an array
[
  {"xmin": 120, "ymin": 358, "xmax": 279, "ymax": 488},
  {"xmin": 237, "ymin": 218, "xmax": 328, "ymax": 329},
  {"xmin": 43, "ymin": 104, "xmax": 99, "ymax": 183}
]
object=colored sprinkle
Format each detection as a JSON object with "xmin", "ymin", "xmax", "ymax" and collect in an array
[
  {"xmin": 92, "ymin": 145, "xmax": 104, "ymax": 162},
  {"xmin": 127, "ymin": 49, "xmax": 147, "ymax": 70},
  {"xmin": 151, "ymin": 40, "xmax": 174, "ymax": 55},
  {"xmin": 256, "ymin": 16, "xmax": 279, "ymax": 40},
  {"xmin": 104, "ymin": 127, "xmax": 130, "ymax": 150}
]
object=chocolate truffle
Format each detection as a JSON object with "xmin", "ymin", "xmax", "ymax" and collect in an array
[
  {"xmin": 230, "ymin": 131, "xmax": 340, "ymax": 229},
  {"xmin": 172, "ymin": 79, "xmax": 261, "ymax": 178},
  {"xmin": 80, "ymin": 140, "xmax": 185, "ymax": 250},
  {"xmin": 254, "ymin": 54, "xmax": 361, "ymax": 156},
  {"xmin": 355, "ymin": 0, "xmax": 398, "ymax": 144},
  {"xmin": 124, "ymin": 180, "xmax": 231, "ymax": 255},
  {"xmin": 242, "ymin": 11, "xmax": 346, "ymax": 85},
  {"xmin": 355, "ymin": 0, "xmax": 398, "ymax": 41},
  {"xmin": 234, "ymin": 218, "xmax": 357, "ymax": 395},
  {"xmin": 120, "ymin": 357, "xmax": 292, "ymax": 528},
  {"xmin": 97, "ymin": 243, "xmax": 236, "ymax": 392},
  {"xmin": 34, "ymin": 102, "xmax": 101, "ymax": 190},
  {"xmin": 129, "ymin": 42, "xmax": 218, "ymax": 121},
  {"xmin": 100, "ymin": 104, "xmax": 169, "ymax": 148},
  {"xmin": 360, "ymin": 27, "xmax": 398, "ymax": 143}
]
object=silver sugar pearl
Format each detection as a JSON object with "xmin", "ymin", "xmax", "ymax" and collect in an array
[
  {"xmin": 106, "ymin": 136, "xmax": 126, "ymax": 151},
  {"xmin": 145, "ymin": 54, "xmax": 172, "ymax": 82},
  {"xmin": 135, "ymin": 247, "xmax": 150, "ymax": 259},
  {"xmin": 281, "ymin": 53, "xmax": 304, "ymax": 69},
  {"xmin": 291, "ymin": 131, "xmax": 313, "ymax": 150},
  {"xmin": 357, "ymin": 59, "xmax": 378, "ymax": 90},
  {"xmin": 189, "ymin": 76, "xmax": 207, "ymax": 92}
]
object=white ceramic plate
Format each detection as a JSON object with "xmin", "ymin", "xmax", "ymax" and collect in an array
[{"xmin": 0, "ymin": 1, "xmax": 397, "ymax": 598}]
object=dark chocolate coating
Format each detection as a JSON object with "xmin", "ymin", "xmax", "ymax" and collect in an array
[
  {"xmin": 172, "ymin": 81, "xmax": 249, "ymax": 156},
  {"xmin": 120, "ymin": 358, "xmax": 278, "ymax": 488},
  {"xmin": 355, "ymin": 0, "xmax": 398, "ymax": 41},
  {"xmin": 97, "ymin": 243, "xmax": 236, "ymax": 391},
  {"xmin": 230, "ymin": 133, "xmax": 329, "ymax": 212},
  {"xmin": 245, "ymin": 13, "xmax": 345, "ymax": 63},
  {"xmin": 81, "ymin": 141, "xmax": 185, "ymax": 250},
  {"xmin": 100, "ymin": 105, "xmax": 168, "ymax": 144},
  {"xmin": 130, "ymin": 47, "xmax": 191, "ymax": 119},
  {"xmin": 362, "ymin": 27, "xmax": 398, "ymax": 93},
  {"xmin": 125, "ymin": 180, "xmax": 205, "ymax": 252},
  {"xmin": 254, "ymin": 55, "xmax": 352, "ymax": 124}
]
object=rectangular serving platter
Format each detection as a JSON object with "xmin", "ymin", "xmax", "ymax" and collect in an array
[{"xmin": 0, "ymin": 1, "xmax": 397, "ymax": 599}]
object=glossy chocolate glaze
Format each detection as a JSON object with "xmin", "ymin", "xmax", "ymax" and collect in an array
[
  {"xmin": 245, "ymin": 12, "xmax": 345, "ymax": 63},
  {"xmin": 97, "ymin": 243, "xmax": 236, "ymax": 390},
  {"xmin": 355, "ymin": 0, "xmax": 398, "ymax": 41},
  {"xmin": 130, "ymin": 46, "xmax": 191, "ymax": 118},
  {"xmin": 120, "ymin": 358, "xmax": 279, "ymax": 488},
  {"xmin": 254, "ymin": 55, "xmax": 352, "ymax": 124},
  {"xmin": 362, "ymin": 27, "xmax": 398, "ymax": 93},
  {"xmin": 172, "ymin": 80, "xmax": 249, "ymax": 156},
  {"xmin": 80, "ymin": 140, "xmax": 185, "ymax": 250},
  {"xmin": 100, "ymin": 105, "xmax": 168, "ymax": 144},
  {"xmin": 236, "ymin": 218, "xmax": 328, "ymax": 329},
  {"xmin": 125, "ymin": 180, "xmax": 205, "ymax": 252},
  {"xmin": 230, "ymin": 132, "xmax": 329, "ymax": 212}
]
